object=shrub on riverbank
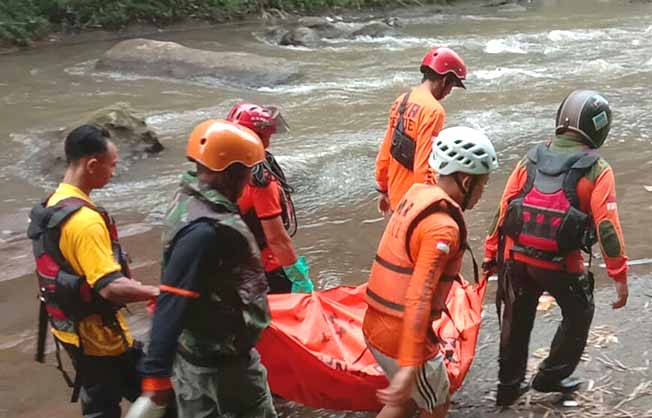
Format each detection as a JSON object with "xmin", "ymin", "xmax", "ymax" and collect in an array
[{"xmin": 0, "ymin": 0, "xmax": 449, "ymax": 46}]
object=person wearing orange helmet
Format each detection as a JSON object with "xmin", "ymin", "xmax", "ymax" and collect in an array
[
  {"xmin": 227, "ymin": 103, "xmax": 314, "ymax": 294},
  {"xmin": 376, "ymin": 46, "xmax": 467, "ymax": 215},
  {"xmin": 137, "ymin": 120, "xmax": 277, "ymax": 418}
]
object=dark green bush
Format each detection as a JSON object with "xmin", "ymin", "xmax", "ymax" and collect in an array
[{"xmin": 0, "ymin": 0, "xmax": 447, "ymax": 46}]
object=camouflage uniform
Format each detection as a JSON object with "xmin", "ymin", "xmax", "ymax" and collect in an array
[{"xmin": 161, "ymin": 171, "xmax": 276, "ymax": 418}]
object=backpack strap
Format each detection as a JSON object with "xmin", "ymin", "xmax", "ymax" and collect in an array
[
  {"xmin": 28, "ymin": 197, "xmax": 88, "ymax": 272},
  {"xmin": 395, "ymin": 91, "xmax": 411, "ymax": 135},
  {"xmin": 563, "ymin": 153, "xmax": 600, "ymax": 209},
  {"xmin": 519, "ymin": 145, "xmax": 542, "ymax": 199},
  {"xmin": 404, "ymin": 200, "xmax": 478, "ymax": 283},
  {"xmin": 250, "ymin": 152, "xmax": 298, "ymax": 237},
  {"xmin": 251, "ymin": 162, "xmax": 271, "ymax": 188}
]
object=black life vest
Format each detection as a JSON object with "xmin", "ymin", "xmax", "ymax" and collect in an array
[
  {"xmin": 390, "ymin": 90, "xmax": 416, "ymax": 171},
  {"xmin": 27, "ymin": 197, "xmax": 130, "ymax": 333},
  {"xmin": 241, "ymin": 151, "xmax": 297, "ymax": 252},
  {"xmin": 502, "ymin": 143, "xmax": 599, "ymax": 263}
]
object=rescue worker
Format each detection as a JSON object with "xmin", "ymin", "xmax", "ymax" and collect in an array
[
  {"xmin": 27, "ymin": 124, "xmax": 160, "ymax": 418},
  {"xmin": 364, "ymin": 127, "xmax": 499, "ymax": 418},
  {"xmin": 376, "ymin": 46, "xmax": 467, "ymax": 215},
  {"xmin": 227, "ymin": 103, "xmax": 314, "ymax": 294},
  {"xmin": 483, "ymin": 90, "xmax": 629, "ymax": 407},
  {"xmin": 138, "ymin": 120, "xmax": 277, "ymax": 418}
]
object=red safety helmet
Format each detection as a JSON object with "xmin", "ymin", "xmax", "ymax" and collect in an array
[
  {"xmin": 226, "ymin": 103, "xmax": 289, "ymax": 146},
  {"xmin": 420, "ymin": 46, "xmax": 467, "ymax": 89}
]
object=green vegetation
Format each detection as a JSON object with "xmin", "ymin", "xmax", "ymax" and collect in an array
[{"xmin": 0, "ymin": 0, "xmax": 448, "ymax": 47}]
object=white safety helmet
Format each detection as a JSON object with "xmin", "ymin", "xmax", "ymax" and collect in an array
[{"xmin": 429, "ymin": 126, "xmax": 499, "ymax": 176}]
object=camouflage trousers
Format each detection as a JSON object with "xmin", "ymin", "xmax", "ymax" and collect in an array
[{"xmin": 172, "ymin": 348, "xmax": 277, "ymax": 418}]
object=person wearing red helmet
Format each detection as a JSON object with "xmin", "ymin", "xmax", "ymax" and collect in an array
[
  {"xmin": 376, "ymin": 46, "xmax": 467, "ymax": 215},
  {"xmin": 227, "ymin": 103, "xmax": 314, "ymax": 294}
]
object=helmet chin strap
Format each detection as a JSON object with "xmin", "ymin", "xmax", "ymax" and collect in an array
[{"xmin": 453, "ymin": 173, "xmax": 477, "ymax": 211}]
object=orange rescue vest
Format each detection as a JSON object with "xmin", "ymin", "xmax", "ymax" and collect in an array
[{"xmin": 366, "ymin": 184, "xmax": 468, "ymax": 319}]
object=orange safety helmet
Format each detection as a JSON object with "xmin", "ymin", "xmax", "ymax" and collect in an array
[{"xmin": 186, "ymin": 119, "xmax": 265, "ymax": 172}]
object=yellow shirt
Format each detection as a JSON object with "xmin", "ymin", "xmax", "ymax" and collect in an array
[{"xmin": 47, "ymin": 183, "xmax": 133, "ymax": 356}]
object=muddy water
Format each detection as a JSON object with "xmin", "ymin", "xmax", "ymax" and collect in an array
[{"xmin": 1, "ymin": 0, "xmax": 652, "ymax": 416}]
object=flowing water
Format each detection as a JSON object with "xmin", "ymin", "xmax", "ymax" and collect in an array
[{"xmin": 1, "ymin": 0, "xmax": 652, "ymax": 416}]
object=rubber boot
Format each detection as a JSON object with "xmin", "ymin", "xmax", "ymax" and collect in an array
[
  {"xmin": 496, "ymin": 381, "xmax": 530, "ymax": 407},
  {"xmin": 531, "ymin": 375, "xmax": 583, "ymax": 394}
]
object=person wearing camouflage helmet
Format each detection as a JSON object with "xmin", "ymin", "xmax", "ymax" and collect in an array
[{"xmin": 484, "ymin": 90, "xmax": 629, "ymax": 407}]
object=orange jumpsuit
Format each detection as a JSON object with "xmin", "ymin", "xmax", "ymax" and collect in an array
[{"xmin": 376, "ymin": 84, "xmax": 446, "ymax": 210}]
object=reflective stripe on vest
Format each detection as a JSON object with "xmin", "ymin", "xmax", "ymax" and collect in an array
[{"xmin": 365, "ymin": 183, "xmax": 466, "ymax": 319}]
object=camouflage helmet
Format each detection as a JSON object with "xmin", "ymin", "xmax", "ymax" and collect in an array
[{"xmin": 555, "ymin": 90, "xmax": 612, "ymax": 149}]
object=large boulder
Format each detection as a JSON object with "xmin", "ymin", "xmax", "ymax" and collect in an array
[
  {"xmin": 263, "ymin": 26, "xmax": 289, "ymax": 45},
  {"xmin": 87, "ymin": 103, "xmax": 163, "ymax": 155},
  {"xmin": 297, "ymin": 16, "xmax": 348, "ymax": 39},
  {"xmin": 382, "ymin": 16, "xmax": 402, "ymax": 28},
  {"xmin": 264, "ymin": 16, "xmax": 403, "ymax": 48},
  {"xmin": 29, "ymin": 103, "xmax": 163, "ymax": 180},
  {"xmin": 350, "ymin": 22, "xmax": 399, "ymax": 38},
  {"xmin": 279, "ymin": 27, "xmax": 321, "ymax": 48},
  {"xmin": 297, "ymin": 16, "xmax": 332, "ymax": 27},
  {"xmin": 96, "ymin": 38, "xmax": 300, "ymax": 88}
]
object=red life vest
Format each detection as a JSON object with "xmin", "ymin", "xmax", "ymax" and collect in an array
[
  {"xmin": 502, "ymin": 143, "xmax": 599, "ymax": 264},
  {"xmin": 27, "ymin": 197, "xmax": 130, "ymax": 336}
]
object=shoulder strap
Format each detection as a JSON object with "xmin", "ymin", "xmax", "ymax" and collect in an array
[
  {"xmin": 47, "ymin": 197, "xmax": 90, "ymax": 229},
  {"xmin": 519, "ymin": 144, "xmax": 545, "ymax": 198},
  {"xmin": 563, "ymin": 152, "xmax": 600, "ymax": 209},
  {"xmin": 405, "ymin": 200, "xmax": 478, "ymax": 284},
  {"xmin": 265, "ymin": 152, "xmax": 294, "ymax": 192},
  {"xmin": 395, "ymin": 90, "xmax": 412, "ymax": 134},
  {"xmin": 404, "ymin": 201, "xmax": 467, "ymax": 258},
  {"xmin": 521, "ymin": 159, "xmax": 538, "ymax": 198},
  {"xmin": 251, "ymin": 162, "xmax": 270, "ymax": 188},
  {"xmin": 249, "ymin": 152, "xmax": 298, "ymax": 237},
  {"xmin": 438, "ymin": 201, "xmax": 479, "ymax": 283},
  {"xmin": 251, "ymin": 152, "xmax": 294, "ymax": 194},
  {"xmin": 54, "ymin": 197, "xmax": 118, "ymax": 239}
]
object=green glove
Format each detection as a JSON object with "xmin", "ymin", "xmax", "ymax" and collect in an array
[{"xmin": 283, "ymin": 256, "xmax": 315, "ymax": 293}]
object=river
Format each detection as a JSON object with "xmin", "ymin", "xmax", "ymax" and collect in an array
[{"xmin": 1, "ymin": 0, "xmax": 651, "ymax": 416}]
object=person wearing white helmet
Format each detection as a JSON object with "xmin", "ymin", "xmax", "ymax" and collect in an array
[
  {"xmin": 428, "ymin": 126, "xmax": 499, "ymax": 210},
  {"xmin": 363, "ymin": 127, "xmax": 497, "ymax": 418}
]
